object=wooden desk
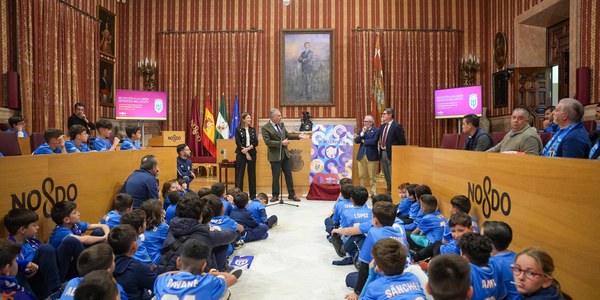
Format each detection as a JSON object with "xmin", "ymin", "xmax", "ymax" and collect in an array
[
  {"xmin": 391, "ymin": 146, "xmax": 600, "ymax": 300},
  {"xmin": 218, "ymin": 161, "xmax": 236, "ymax": 189},
  {"xmin": 0, "ymin": 148, "xmax": 177, "ymax": 242}
]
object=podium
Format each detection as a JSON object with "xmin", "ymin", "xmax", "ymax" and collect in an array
[{"xmin": 147, "ymin": 131, "xmax": 186, "ymax": 147}]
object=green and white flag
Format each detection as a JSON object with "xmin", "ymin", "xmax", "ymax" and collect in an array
[{"xmin": 216, "ymin": 94, "xmax": 230, "ymax": 139}]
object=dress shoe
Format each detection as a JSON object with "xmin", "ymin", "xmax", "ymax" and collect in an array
[
  {"xmin": 288, "ymin": 195, "xmax": 301, "ymax": 202},
  {"xmin": 270, "ymin": 196, "xmax": 279, "ymax": 203}
]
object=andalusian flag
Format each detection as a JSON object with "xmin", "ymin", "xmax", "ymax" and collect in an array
[
  {"xmin": 216, "ymin": 94, "xmax": 230, "ymax": 139},
  {"xmin": 229, "ymin": 95, "xmax": 240, "ymax": 139},
  {"xmin": 371, "ymin": 33, "xmax": 385, "ymax": 126},
  {"xmin": 201, "ymin": 97, "xmax": 216, "ymax": 156}
]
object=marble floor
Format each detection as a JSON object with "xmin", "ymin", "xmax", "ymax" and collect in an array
[{"xmin": 227, "ymin": 198, "xmax": 355, "ymax": 300}]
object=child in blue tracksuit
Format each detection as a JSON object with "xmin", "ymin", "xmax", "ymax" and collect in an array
[
  {"xmin": 404, "ymin": 185, "xmax": 431, "ymax": 232},
  {"xmin": 459, "ymin": 232, "xmax": 507, "ymax": 300},
  {"xmin": 140, "ymin": 200, "xmax": 169, "ymax": 267},
  {"xmin": 396, "ymin": 182, "xmax": 412, "ymax": 218},
  {"xmin": 60, "ymin": 243, "xmax": 128, "ymax": 300},
  {"xmin": 211, "ymin": 183, "xmax": 233, "ymax": 216},
  {"xmin": 108, "ymin": 225, "xmax": 157, "ymax": 300},
  {"xmin": 427, "ymin": 254, "xmax": 472, "ymax": 300},
  {"xmin": 120, "ymin": 125, "xmax": 142, "ymax": 150},
  {"xmin": 248, "ymin": 193, "xmax": 278, "ymax": 229},
  {"xmin": 411, "ymin": 212, "xmax": 473, "ymax": 262},
  {"xmin": 324, "ymin": 178, "xmax": 353, "ymax": 237},
  {"xmin": 409, "ymin": 194, "xmax": 445, "ymax": 250},
  {"xmin": 120, "ymin": 210, "xmax": 154, "ymax": 270},
  {"xmin": 361, "ymin": 238, "xmax": 426, "ymax": 300},
  {"xmin": 331, "ymin": 186, "xmax": 372, "ymax": 265},
  {"xmin": 483, "ymin": 221, "xmax": 519, "ymax": 300},
  {"xmin": 230, "ymin": 192, "xmax": 268, "ymax": 242},
  {"xmin": 100, "ymin": 193, "xmax": 134, "ymax": 229},
  {"xmin": 48, "ymin": 201, "xmax": 110, "ymax": 281},
  {"xmin": 164, "ymin": 191, "xmax": 181, "ymax": 225},
  {"xmin": 4, "ymin": 208, "xmax": 61, "ymax": 299},
  {"xmin": 0, "ymin": 240, "xmax": 37, "ymax": 300},
  {"xmin": 154, "ymin": 240, "xmax": 237, "ymax": 300},
  {"xmin": 207, "ymin": 195, "xmax": 244, "ymax": 256}
]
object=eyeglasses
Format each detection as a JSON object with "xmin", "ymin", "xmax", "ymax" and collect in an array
[
  {"xmin": 363, "ymin": 120, "xmax": 372, "ymax": 123},
  {"xmin": 511, "ymin": 264, "xmax": 546, "ymax": 280}
]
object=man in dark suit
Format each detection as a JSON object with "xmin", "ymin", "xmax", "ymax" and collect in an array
[
  {"xmin": 298, "ymin": 42, "xmax": 313, "ymax": 100},
  {"xmin": 261, "ymin": 108, "xmax": 309, "ymax": 202},
  {"xmin": 378, "ymin": 108, "xmax": 407, "ymax": 194},
  {"xmin": 354, "ymin": 115, "xmax": 380, "ymax": 196}
]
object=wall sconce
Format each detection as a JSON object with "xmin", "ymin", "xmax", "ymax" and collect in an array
[
  {"xmin": 460, "ymin": 54, "xmax": 480, "ymax": 86},
  {"xmin": 138, "ymin": 57, "xmax": 157, "ymax": 91},
  {"xmin": 283, "ymin": 0, "xmax": 291, "ymax": 6}
]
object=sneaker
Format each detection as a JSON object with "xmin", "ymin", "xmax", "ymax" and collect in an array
[
  {"xmin": 234, "ymin": 240, "xmax": 245, "ymax": 250},
  {"xmin": 332, "ymin": 256, "xmax": 354, "ymax": 266},
  {"xmin": 331, "ymin": 234, "xmax": 346, "ymax": 257},
  {"xmin": 230, "ymin": 268, "xmax": 243, "ymax": 279}
]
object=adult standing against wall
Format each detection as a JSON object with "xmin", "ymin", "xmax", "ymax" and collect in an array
[
  {"xmin": 235, "ymin": 112, "xmax": 259, "ymax": 199},
  {"xmin": 261, "ymin": 108, "xmax": 309, "ymax": 202},
  {"xmin": 354, "ymin": 115, "xmax": 380, "ymax": 196},
  {"xmin": 378, "ymin": 108, "xmax": 407, "ymax": 194}
]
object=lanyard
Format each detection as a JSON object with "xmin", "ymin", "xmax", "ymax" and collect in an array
[
  {"xmin": 541, "ymin": 123, "xmax": 577, "ymax": 157},
  {"xmin": 590, "ymin": 139, "xmax": 600, "ymax": 159}
]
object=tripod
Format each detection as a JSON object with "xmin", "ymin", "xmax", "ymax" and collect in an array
[{"xmin": 267, "ymin": 169, "xmax": 299, "ymax": 207}]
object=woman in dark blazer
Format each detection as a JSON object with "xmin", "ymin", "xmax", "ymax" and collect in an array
[{"xmin": 235, "ymin": 112, "xmax": 259, "ymax": 199}]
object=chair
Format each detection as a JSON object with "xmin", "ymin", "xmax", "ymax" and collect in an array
[
  {"xmin": 491, "ymin": 132, "xmax": 506, "ymax": 145},
  {"xmin": 457, "ymin": 132, "xmax": 469, "ymax": 150},
  {"xmin": 30, "ymin": 132, "xmax": 46, "ymax": 153},
  {"xmin": 0, "ymin": 123, "xmax": 9, "ymax": 131},
  {"xmin": 191, "ymin": 156, "xmax": 217, "ymax": 177},
  {"xmin": 0, "ymin": 132, "xmax": 22, "ymax": 156},
  {"xmin": 539, "ymin": 132, "xmax": 554, "ymax": 147},
  {"xmin": 583, "ymin": 120, "xmax": 596, "ymax": 133},
  {"xmin": 440, "ymin": 134, "xmax": 459, "ymax": 149}
]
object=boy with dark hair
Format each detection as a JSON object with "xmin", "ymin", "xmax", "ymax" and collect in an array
[
  {"xmin": 32, "ymin": 128, "xmax": 67, "ymax": 155},
  {"xmin": 0, "ymin": 240, "xmax": 37, "ymax": 299},
  {"xmin": 176, "ymin": 144, "xmax": 195, "ymax": 184},
  {"xmin": 158, "ymin": 194, "xmax": 238, "ymax": 274},
  {"xmin": 409, "ymin": 194, "xmax": 445, "ymax": 250},
  {"xmin": 341, "ymin": 202, "xmax": 411, "ymax": 299},
  {"xmin": 60, "ymin": 243, "xmax": 128, "ymax": 300},
  {"xmin": 100, "ymin": 193, "xmax": 134, "ymax": 229},
  {"xmin": 154, "ymin": 240, "xmax": 237, "ymax": 300},
  {"xmin": 7, "ymin": 116, "xmax": 28, "ymax": 137},
  {"xmin": 65, "ymin": 125, "xmax": 91, "ymax": 153},
  {"xmin": 120, "ymin": 125, "xmax": 142, "ymax": 150},
  {"xmin": 412, "ymin": 212, "xmax": 473, "ymax": 262},
  {"xmin": 483, "ymin": 221, "xmax": 518, "ymax": 300},
  {"xmin": 120, "ymin": 210, "xmax": 154, "ymax": 269},
  {"xmin": 4, "ymin": 208, "xmax": 61, "ymax": 299},
  {"xmin": 459, "ymin": 232, "xmax": 506, "ymax": 300},
  {"xmin": 197, "ymin": 187, "xmax": 211, "ymax": 198},
  {"xmin": 405, "ymin": 184, "xmax": 432, "ymax": 231},
  {"xmin": 207, "ymin": 194, "xmax": 244, "ymax": 252},
  {"xmin": 164, "ymin": 191, "xmax": 181, "ymax": 225},
  {"xmin": 247, "ymin": 192, "xmax": 278, "ymax": 229},
  {"xmin": 361, "ymin": 238, "xmax": 426, "ymax": 299},
  {"xmin": 211, "ymin": 183, "xmax": 233, "ymax": 216},
  {"xmin": 325, "ymin": 183, "xmax": 355, "ymax": 237},
  {"xmin": 331, "ymin": 186, "xmax": 372, "ymax": 265},
  {"xmin": 74, "ymin": 270, "xmax": 120, "ymax": 300},
  {"xmin": 93, "ymin": 119, "xmax": 120, "ymax": 151},
  {"xmin": 109, "ymin": 225, "xmax": 157, "ymax": 300},
  {"xmin": 49, "ymin": 201, "xmax": 110, "ymax": 280},
  {"xmin": 427, "ymin": 254, "xmax": 473, "ymax": 300},
  {"xmin": 396, "ymin": 182, "xmax": 412, "ymax": 218},
  {"xmin": 230, "ymin": 192, "xmax": 268, "ymax": 242}
]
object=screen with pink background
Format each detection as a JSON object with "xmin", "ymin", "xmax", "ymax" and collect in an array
[
  {"xmin": 434, "ymin": 86, "xmax": 482, "ymax": 119},
  {"xmin": 116, "ymin": 90, "xmax": 167, "ymax": 120}
]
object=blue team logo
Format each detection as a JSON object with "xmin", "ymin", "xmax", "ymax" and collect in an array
[
  {"xmin": 469, "ymin": 94, "xmax": 478, "ymax": 110},
  {"xmin": 154, "ymin": 98, "xmax": 164, "ymax": 113},
  {"xmin": 230, "ymin": 256, "xmax": 254, "ymax": 269}
]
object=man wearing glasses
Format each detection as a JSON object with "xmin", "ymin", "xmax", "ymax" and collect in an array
[
  {"xmin": 354, "ymin": 115, "xmax": 380, "ymax": 196},
  {"xmin": 378, "ymin": 108, "xmax": 407, "ymax": 194}
]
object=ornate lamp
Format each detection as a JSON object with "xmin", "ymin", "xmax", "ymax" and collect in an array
[
  {"xmin": 138, "ymin": 58, "xmax": 157, "ymax": 91},
  {"xmin": 460, "ymin": 54, "xmax": 480, "ymax": 86}
]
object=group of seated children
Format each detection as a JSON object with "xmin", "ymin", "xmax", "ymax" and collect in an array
[
  {"xmin": 1, "ymin": 180, "xmax": 277, "ymax": 299},
  {"xmin": 324, "ymin": 181, "xmax": 571, "ymax": 300},
  {"xmin": 30, "ymin": 121, "xmax": 143, "ymax": 155}
]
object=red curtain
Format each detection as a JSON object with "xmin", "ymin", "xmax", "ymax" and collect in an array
[
  {"xmin": 17, "ymin": 0, "xmax": 99, "ymax": 133},
  {"xmin": 353, "ymin": 30, "xmax": 461, "ymax": 147},
  {"xmin": 157, "ymin": 31, "xmax": 262, "ymax": 137}
]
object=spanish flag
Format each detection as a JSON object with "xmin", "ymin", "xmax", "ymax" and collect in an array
[{"xmin": 201, "ymin": 96, "xmax": 216, "ymax": 157}]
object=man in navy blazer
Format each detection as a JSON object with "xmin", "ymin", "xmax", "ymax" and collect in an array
[
  {"xmin": 378, "ymin": 108, "xmax": 407, "ymax": 194},
  {"xmin": 354, "ymin": 115, "xmax": 380, "ymax": 196}
]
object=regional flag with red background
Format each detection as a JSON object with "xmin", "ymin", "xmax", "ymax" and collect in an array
[
  {"xmin": 371, "ymin": 33, "xmax": 385, "ymax": 127},
  {"xmin": 201, "ymin": 96, "xmax": 216, "ymax": 157},
  {"xmin": 187, "ymin": 97, "xmax": 203, "ymax": 157}
]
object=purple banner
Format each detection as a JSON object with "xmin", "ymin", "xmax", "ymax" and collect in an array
[
  {"xmin": 309, "ymin": 124, "xmax": 355, "ymax": 184},
  {"xmin": 116, "ymin": 89, "xmax": 168, "ymax": 120},
  {"xmin": 434, "ymin": 86, "xmax": 482, "ymax": 119}
]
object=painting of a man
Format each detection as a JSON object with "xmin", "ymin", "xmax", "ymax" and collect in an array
[{"xmin": 298, "ymin": 42, "xmax": 313, "ymax": 100}]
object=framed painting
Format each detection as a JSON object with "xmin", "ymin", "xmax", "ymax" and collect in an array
[
  {"xmin": 99, "ymin": 58, "xmax": 114, "ymax": 107},
  {"xmin": 98, "ymin": 6, "xmax": 115, "ymax": 59},
  {"xmin": 280, "ymin": 29, "xmax": 334, "ymax": 106}
]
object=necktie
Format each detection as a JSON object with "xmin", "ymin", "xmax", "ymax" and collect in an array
[
  {"xmin": 275, "ymin": 124, "xmax": 282, "ymax": 137},
  {"xmin": 382, "ymin": 123, "xmax": 389, "ymax": 149}
]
